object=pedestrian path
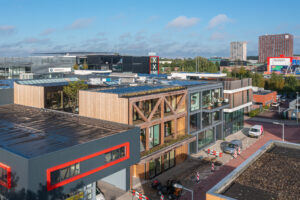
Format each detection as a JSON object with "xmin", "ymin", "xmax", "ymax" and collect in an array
[
  {"xmin": 248, "ymin": 117, "xmax": 299, "ymax": 126},
  {"xmin": 179, "ymin": 130, "xmax": 281, "ymax": 200}
]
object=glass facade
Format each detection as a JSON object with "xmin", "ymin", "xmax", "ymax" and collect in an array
[
  {"xmin": 190, "ymin": 93, "xmax": 200, "ymax": 111},
  {"xmin": 202, "ymin": 112, "xmax": 212, "ymax": 128},
  {"xmin": 149, "ymin": 150, "xmax": 175, "ymax": 178},
  {"xmin": 224, "ymin": 109, "xmax": 244, "ymax": 136},
  {"xmin": 149, "ymin": 124, "xmax": 160, "ymax": 148},
  {"xmin": 202, "ymin": 90, "xmax": 212, "ymax": 108},
  {"xmin": 198, "ymin": 128, "xmax": 215, "ymax": 150},
  {"xmin": 190, "ymin": 113, "xmax": 200, "ymax": 132},
  {"xmin": 140, "ymin": 129, "xmax": 146, "ymax": 152}
]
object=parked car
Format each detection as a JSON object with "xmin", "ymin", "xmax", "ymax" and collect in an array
[
  {"xmin": 220, "ymin": 140, "xmax": 243, "ymax": 154},
  {"xmin": 271, "ymin": 102, "xmax": 280, "ymax": 107},
  {"xmin": 248, "ymin": 125, "xmax": 264, "ymax": 137}
]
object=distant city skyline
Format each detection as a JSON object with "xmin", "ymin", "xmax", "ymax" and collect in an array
[{"xmin": 1, "ymin": 0, "xmax": 300, "ymax": 58}]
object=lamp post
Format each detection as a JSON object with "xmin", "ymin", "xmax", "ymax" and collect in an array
[
  {"xmin": 273, "ymin": 122, "xmax": 285, "ymax": 142},
  {"xmin": 297, "ymin": 92, "xmax": 299, "ymax": 124},
  {"xmin": 173, "ymin": 183, "xmax": 194, "ymax": 200}
]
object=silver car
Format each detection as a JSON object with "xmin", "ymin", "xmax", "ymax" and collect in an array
[{"xmin": 221, "ymin": 140, "xmax": 243, "ymax": 154}]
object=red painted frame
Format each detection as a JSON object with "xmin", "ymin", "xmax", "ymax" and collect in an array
[
  {"xmin": 149, "ymin": 56, "xmax": 159, "ymax": 74},
  {"xmin": 0, "ymin": 162, "xmax": 11, "ymax": 189},
  {"xmin": 46, "ymin": 142, "xmax": 130, "ymax": 191}
]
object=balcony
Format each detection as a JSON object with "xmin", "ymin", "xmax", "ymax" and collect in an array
[
  {"xmin": 202, "ymin": 99, "xmax": 229, "ymax": 112},
  {"xmin": 140, "ymin": 132, "xmax": 195, "ymax": 162}
]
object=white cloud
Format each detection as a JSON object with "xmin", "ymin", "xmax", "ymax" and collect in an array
[
  {"xmin": 39, "ymin": 28, "xmax": 56, "ymax": 36},
  {"xmin": 68, "ymin": 18, "xmax": 94, "ymax": 30},
  {"xmin": 208, "ymin": 14, "xmax": 232, "ymax": 29},
  {"xmin": 167, "ymin": 16, "xmax": 200, "ymax": 28},
  {"xmin": 0, "ymin": 25, "xmax": 16, "ymax": 35}
]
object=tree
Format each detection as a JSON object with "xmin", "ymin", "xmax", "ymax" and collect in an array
[
  {"xmin": 73, "ymin": 63, "xmax": 79, "ymax": 70},
  {"xmin": 239, "ymin": 66, "xmax": 246, "ymax": 78},
  {"xmin": 63, "ymin": 81, "xmax": 88, "ymax": 113},
  {"xmin": 83, "ymin": 61, "xmax": 88, "ymax": 70}
]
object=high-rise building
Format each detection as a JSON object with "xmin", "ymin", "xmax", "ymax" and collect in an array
[
  {"xmin": 259, "ymin": 33, "xmax": 294, "ymax": 63},
  {"xmin": 230, "ymin": 41, "xmax": 247, "ymax": 61}
]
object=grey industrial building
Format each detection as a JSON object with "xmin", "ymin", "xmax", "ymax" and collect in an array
[{"xmin": 0, "ymin": 104, "xmax": 140, "ymax": 200}]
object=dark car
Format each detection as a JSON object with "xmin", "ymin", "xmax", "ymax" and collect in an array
[{"xmin": 220, "ymin": 140, "xmax": 242, "ymax": 154}]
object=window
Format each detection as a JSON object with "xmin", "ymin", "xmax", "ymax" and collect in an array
[
  {"xmin": 149, "ymin": 124, "xmax": 160, "ymax": 148},
  {"xmin": 213, "ymin": 111, "xmax": 220, "ymax": 123},
  {"xmin": 163, "ymin": 150, "xmax": 175, "ymax": 171},
  {"xmin": 202, "ymin": 90, "xmax": 212, "ymax": 108},
  {"xmin": 198, "ymin": 128, "xmax": 215, "ymax": 150},
  {"xmin": 202, "ymin": 112, "xmax": 212, "ymax": 128},
  {"xmin": 190, "ymin": 113, "xmax": 200, "ymax": 132},
  {"xmin": 164, "ymin": 121, "xmax": 173, "ymax": 137},
  {"xmin": 140, "ymin": 129, "xmax": 146, "ymax": 152},
  {"xmin": 247, "ymin": 90, "xmax": 249, "ymax": 102},
  {"xmin": 190, "ymin": 93, "xmax": 200, "ymax": 111},
  {"xmin": 105, "ymin": 146, "xmax": 126, "ymax": 163},
  {"xmin": 51, "ymin": 163, "xmax": 80, "ymax": 185}
]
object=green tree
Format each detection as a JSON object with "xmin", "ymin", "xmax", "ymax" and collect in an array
[
  {"xmin": 73, "ymin": 63, "xmax": 79, "ymax": 70},
  {"xmin": 269, "ymin": 73, "xmax": 285, "ymax": 91},
  {"xmin": 239, "ymin": 66, "xmax": 246, "ymax": 78},
  {"xmin": 63, "ymin": 80, "xmax": 88, "ymax": 113},
  {"xmin": 83, "ymin": 61, "xmax": 88, "ymax": 70}
]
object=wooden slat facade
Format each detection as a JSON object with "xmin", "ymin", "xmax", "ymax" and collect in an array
[
  {"xmin": 14, "ymin": 82, "xmax": 45, "ymax": 108},
  {"xmin": 79, "ymin": 90, "xmax": 129, "ymax": 124}
]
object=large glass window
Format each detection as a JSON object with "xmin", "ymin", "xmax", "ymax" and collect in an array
[
  {"xmin": 202, "ymin": 90, "xmax": 212, "ymax": 108},
  {"xmin": 213, "ymin": 111, "xmax": 221, "ymax": 123},
  {"xmin": 198, "ymin": 128, "xmax": 215, "ymax": 150},
  {"xmin": 149, "ymin": 124, "xmax": 160, "ymax": 148},
  {"xmin": 140, "ymin": 128, "xmax": 146, "ymax": 152},
  {"xmin": 212, "ymin": 88, "xmax": 221, "ymax": 106},
  {"xmin": 202, "ymin": 112, "xmax": 212, "ymax": 128},
  {"xmin": 190, "ymin": 93, "xmax": 200, "ymax": 111},
  {"xmin": 190, "ymin": 113, "xmax": 200, "ymax": 132},
  {"xmin": 149, "ymin": 160, "xmax": 155, "ymax": 178},
  {"xmin": 164, "ymin": 121, "xmax": 173, "ymax": 137}
]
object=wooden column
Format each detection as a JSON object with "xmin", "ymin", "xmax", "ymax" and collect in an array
[
  {"xmin": 145, "ymin": 127, "xmax": 150, "ymax": 151},
  {"xmin": 174, "ymin": 118, "xmax": 178, "ymax": 139},
  {"xmin": 129, "ymin": 102, "xmax": 133, "ymax": 125},
  {"xmin": 160, "ymin": 97, "xmax": 165, "ymax": 145}
]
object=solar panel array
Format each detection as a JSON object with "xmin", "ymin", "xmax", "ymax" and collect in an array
[
  {"xmin": 101, "ymin": 85, "xmax": 168, "ymax": 94},
  {"xmin": 16, "ymin": 77, "xmax": 80, "ymax": 87}
]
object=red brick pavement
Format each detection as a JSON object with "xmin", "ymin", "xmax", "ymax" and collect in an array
[{"xmin": 179, "ymin": 130, "xmax": 282, "ymax": 200}]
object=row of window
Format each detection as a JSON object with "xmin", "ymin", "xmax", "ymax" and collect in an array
[
  {"xmin": 50, "ymin": 146, "xmax": 126, "ymax": 185},
  {"xmin": 149, "ymin": 150, "xmax": 175, "ymax": 178}
]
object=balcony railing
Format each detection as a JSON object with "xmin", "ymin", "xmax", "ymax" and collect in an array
[{"xmin": 140, "ymin": 131, "xmax": 190, "ymax": 158}]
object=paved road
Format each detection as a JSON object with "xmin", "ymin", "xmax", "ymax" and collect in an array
[{"xmin": 179, "ymin": 120, "xmax": 300, "ymax": 200}]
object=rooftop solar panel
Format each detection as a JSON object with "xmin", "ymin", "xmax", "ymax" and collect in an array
[{"xmin": 101, "ymin": 85, "xmax": 168, "ymax": 94}]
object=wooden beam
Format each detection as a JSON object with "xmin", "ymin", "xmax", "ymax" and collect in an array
[
  {"xmin": 148, "ymin": 98, "xmax": 162, "ymax": 121},
  {"xmin": 132, "ymin": 103, "xmax": 148, "ymax": 122},
  {"xmin": 129, "ymin": 102, "xmax": 133, "ymax": 125},
  {"xmin": 163, "ymin": 96, "xmax": 176, "ymax": 115},
  {"xmin": 176, "ymin": 93, "xmax": 187, "ymax": 113}
]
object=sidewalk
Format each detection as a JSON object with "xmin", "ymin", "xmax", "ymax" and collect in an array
[{"xmin": 179, "ymin": 129, "xmax": 282, "ymax": 200}]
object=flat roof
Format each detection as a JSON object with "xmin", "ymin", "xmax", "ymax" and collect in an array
[
  {"xmin": 254, "ymin": 90, "xmax": 274, "ymax": 95},
  {"xmin": 100, "ymin": 85, "xmax": 177, "ymax": 95},
  {"xmin": 208, "ymin": 140, "xmax": 300, "ymax": 200},
  {"xmin": 15, "ymin": 77, "xmax": 80, "ymax": 87},
  {"xmin": 0, "ymin": 104, "xmax": 134, "ymax": 158}
]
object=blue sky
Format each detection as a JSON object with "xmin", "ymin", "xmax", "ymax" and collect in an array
[{"xmin": 1, "ymin": 0, "xmax": 300, "ymax": 58}]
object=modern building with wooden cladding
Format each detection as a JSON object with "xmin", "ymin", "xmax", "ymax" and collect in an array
[{"xmin": 79, "ymin": 84, "xmax": 195, "ymax": 183}]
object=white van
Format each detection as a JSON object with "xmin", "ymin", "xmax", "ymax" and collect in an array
[{"xmin": 248, "ymin": 125, "xmax": 264, "ymax": 137}]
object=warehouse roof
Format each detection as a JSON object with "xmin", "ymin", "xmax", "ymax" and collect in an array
[{"xmin": 0, "ymin": 104, "xmax": 134, "ymax": 158}]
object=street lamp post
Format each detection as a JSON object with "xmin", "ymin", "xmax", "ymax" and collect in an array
[
  {"xmin": 173, "ymin": 183, "xmax": 194, "ymax": 200},
  {"xmin": 273, "ymin": 122, "xmax": 285, "ymax": 142},
  {"xmin": 297, "ymin": 92, "xmax": 299, "ymax": 124}
]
